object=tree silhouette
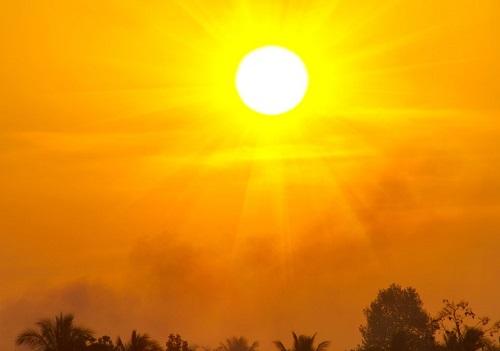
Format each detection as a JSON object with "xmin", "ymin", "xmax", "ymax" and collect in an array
[
  {"xmin": 358, "ymin": 284, "xmax": 437, "ymax": 351},
  {"xmin": 87, "ymin": 336, "xmax": 116, "ymax": 351},
  {"xmin": 435, "ymin": 300, "xmax": 500, "ymax": 351},
  {"xmin": 389, "ymin": 330, "xmax": 412, "ymax": 351},
  {"xmin": 16, "ymin": 313, "xmax": 94, "ymax": 351},
  {"xmin": 219, "ymin": 337, "xmax": 258, "ymax": 351},
  {"xmin": 116, "ymin": 330, "xmax": 162, "ymax": 351},
  {"xmin": 165, "ymin": 334, "xmax": 191, "ymax": 351},
  {"xmin": 274, "ymin": 332, "xmax": 330, "ymax": 351},
  {"xmin": 12, "ymin": 291, "xmax": 500, "ymax": 351}
]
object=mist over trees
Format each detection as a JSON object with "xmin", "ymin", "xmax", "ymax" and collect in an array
[
  {"xmin": 14, "ymin": 284, "xmax": 499, "ymax": 351},
  {"xmin": 356, "ymin": 284, "xmax": 436, "ymax": 351}
]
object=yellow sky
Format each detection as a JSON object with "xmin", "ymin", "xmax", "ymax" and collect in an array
[{"xmin": 0, "ymin": 1, "xmax": 499, "ymax": 350}]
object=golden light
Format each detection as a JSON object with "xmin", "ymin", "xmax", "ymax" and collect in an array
[{"xmin": 235, "ymin": 46, "xmax": 309, "ymax": 116}]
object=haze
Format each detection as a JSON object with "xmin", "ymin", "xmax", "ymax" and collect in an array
[{"xmin": 0, "ymin": 1, "xmax": 499, "ymax": 351}]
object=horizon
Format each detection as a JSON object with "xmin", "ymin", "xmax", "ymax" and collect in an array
[{"xmin": 8, "ymin": 284, "xmax": 499, "ymax": 350}]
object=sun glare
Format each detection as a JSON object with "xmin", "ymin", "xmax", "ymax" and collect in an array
[{"xmin": 236, "ymin": 46, "xmax": 309, "ymax": 116}]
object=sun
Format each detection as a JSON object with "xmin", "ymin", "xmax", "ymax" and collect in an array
[{"xmin": 236, "ymin": 46, "xmax": 309, "ymax": 116}]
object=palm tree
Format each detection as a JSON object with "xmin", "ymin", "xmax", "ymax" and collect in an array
[
  {"xmin": 219, "ymin": 337, "xmax": 259, "ymax": 351},
  {"xmin": 115, "ymin": 330, "xmax": 162, "ymax": 351},
  {"xmin": 274, "ymin": 333, "xmax": 330, "ymax": 351},
  {"xmin": 16, "ymin": 313, "xmax": 94, "ymax": 351}
]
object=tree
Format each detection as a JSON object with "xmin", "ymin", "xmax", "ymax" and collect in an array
[
  {"xmin": 219, "ymin": 337, "xmax": 258, "ymax": 351},
  {"xmin": 435, "ymin": 300, "xmax": 500, "ymax": 351},
  {"xmin": 358, "ymin": 284, "xmax": 436, "ymax": 351},
  {"xmin": 116, "ymin": 330, "xmax": 162, "ymax": 351},
  {"xmin": 16, "ymin": 313, "xmax": 94, "ymax": 351},
  {"xmin": 274, "ymin": 332, "xmax": 330, "ymax": 351},
  {"xmin": 166, "ymin": 334, "xmax": 192, "ymax": 351},
  {"xmin": 87, "ymin": 336, "xmax": 116, "ymax": 351}
]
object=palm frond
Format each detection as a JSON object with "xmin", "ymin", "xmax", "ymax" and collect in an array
[
  {"xmin": 17, "ymin": 313, "xmax": 92, "ymax": 351},
  {"xmin": 249, "ymin": 341, "xmax": 259, "ymax": 351},
  {"xmin": 16, "ymin": 329, "xmax": 48, "ymax": 350},
  {"xmin": 316, "ymin": 341, "xmax": 330, "ymax": 351},
  {"xmin": 274, "ymin": 341, "xmax": 288, "ymax": 351}
]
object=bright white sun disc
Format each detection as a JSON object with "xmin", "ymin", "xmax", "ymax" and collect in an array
[{"xmin": 236, "ymin": 46, "xmax": 309, "ymax": 116}]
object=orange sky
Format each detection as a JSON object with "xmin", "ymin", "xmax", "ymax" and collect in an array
[{"xmin": 0, "ymin": 1, "xmax": 499, "ymax": 350}]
